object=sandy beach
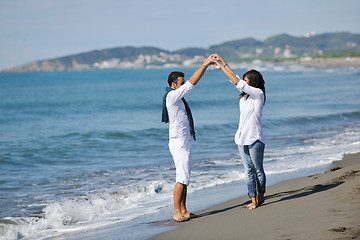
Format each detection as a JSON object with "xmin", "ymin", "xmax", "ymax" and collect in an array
[{"xmin": 151, "ymin": 153, "xmax": 360, "ymax": 240}]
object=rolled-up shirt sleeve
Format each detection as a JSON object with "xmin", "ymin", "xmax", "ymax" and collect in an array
[
  {"xmin": 232, "ymin": 75, "xmax": 263, "ymax": 99},
  {"xmin": 167, "ymin": 81, "xmax": 195, "ymax": 104}
]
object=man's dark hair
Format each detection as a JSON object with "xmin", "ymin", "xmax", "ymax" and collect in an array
[{"xmin": 168, "ymin": 71, "xmax": 185, "ymax": 87}]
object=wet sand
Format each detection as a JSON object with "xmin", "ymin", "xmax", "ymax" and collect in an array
[{"xmin": 151, "ymin": 153, "xmax": 360, "ymax": 240}]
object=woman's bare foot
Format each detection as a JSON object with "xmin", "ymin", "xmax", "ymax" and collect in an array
[
  {"xmin": 247, "ymin": 197, "xmax": 257, "ymax": 210},
  {"xmin": 247, "ymin": 202, "xmax": 257, "ymax": 209},
  {"xmin": 257, "ymin": 193, "xmax": 264, "ymax": 206}
]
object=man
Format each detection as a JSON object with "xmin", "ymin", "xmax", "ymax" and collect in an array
[{"xmin": 162, "ymin": 55, "xmax": 216, "ymax": 222}]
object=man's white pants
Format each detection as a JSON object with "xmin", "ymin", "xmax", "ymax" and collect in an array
[{"xmin": 169, "ymin": 138, "xmax": 192, "ymax": 186}]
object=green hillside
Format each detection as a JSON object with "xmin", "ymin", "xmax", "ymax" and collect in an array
[{"xmin": 2, "ymin": 32, "xmax": 360, "ymax": 72}]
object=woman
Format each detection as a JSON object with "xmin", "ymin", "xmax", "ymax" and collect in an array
[{"xmin": 214, "ymin": 55, "xmax": 266, "ymax": 209}]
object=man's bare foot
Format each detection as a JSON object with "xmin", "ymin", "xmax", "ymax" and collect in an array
[
  {"xmin": 184, "ymin": 213, "xmax": 200, "ymax": 219},
  {"xmin": 181, "ymin": 210, "xmax": 190, "ymax": 218},
  {"xmin": 182, "ymin": 211, "xmax": 199, "ymax": 219},
  {"xmin": 173, "ymin": 216, "xmax": 190, "ymax": 222},
  {"xmin": 173, "ymin": 210, "xmax": 188, "ymax": 222},
  {"xmin": 173, "ymin": 212, "xmax": 190, "ymax": 222}
]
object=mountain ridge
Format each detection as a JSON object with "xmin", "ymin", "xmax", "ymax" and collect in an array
[{"xmin": 3, "ymin": 32, "xmax": 360, "ymax": 72}]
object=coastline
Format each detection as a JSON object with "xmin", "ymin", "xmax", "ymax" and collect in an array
[
  {"xmin": 282, "ymin": 57, "xmax": 360, "ymax": 68},
  {"xmin": 151, "ymin": 152, "xmax": 360, "ymax": 240},
  {"xmin": 2, "ymin": 56, "xmax": 360, "ymax": 73}
]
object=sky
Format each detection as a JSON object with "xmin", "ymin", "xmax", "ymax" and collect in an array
[{"xmin": 0, "ymin": 0, "xmax": 359, "ymax": 70}]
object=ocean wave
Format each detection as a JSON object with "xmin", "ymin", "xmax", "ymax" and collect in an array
[
  {"xmin": 104, "ymin": 132, "xmax": 134, "ymax": 138},
  {"xmin": 264, "ymin": 110, "xmax": 360, "ymax": 129},
  {"xmin": 52, "ymin": 128, "xmax": 169, "ymax": 142},
  {"xmin": 0, "ymin": 181, "xmax": 168, "ymax": 240}
]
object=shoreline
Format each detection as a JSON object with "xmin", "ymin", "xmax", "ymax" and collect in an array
[
  {"xmin": 282, "ymin": 57, "xmax": 360, "ymax": 68},
  {"xmin": 2, "ymin": 57, "xmax": 360, "ymax": 73},
  {"xmin": 151, "ymin": 152, "xmax": 360, "ymax": 240}
]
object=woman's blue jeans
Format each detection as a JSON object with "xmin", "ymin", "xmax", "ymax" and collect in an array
[{"xmin": 238, "ymin": 140, "xmax": 266, "ymax": 198}]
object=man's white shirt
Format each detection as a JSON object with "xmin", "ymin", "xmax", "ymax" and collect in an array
[{"xmin": 166, "ymin": 81, "xmax": 195, "ymax": 140}]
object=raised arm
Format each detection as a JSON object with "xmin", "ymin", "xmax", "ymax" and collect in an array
[
  {"xmin": 213, "ymin": 61, "xmax": 240, "ymax": 85},
  {"xmin": 214, "ymin": 54, "xmax": 236, "ymax": 77},
  {"xmin": 213, "ymin": 61, "xmax": 263, "ymax": 98},
  {"xmin": 189, "ymin": 54, "xmax": 217, "ymax": 85}
]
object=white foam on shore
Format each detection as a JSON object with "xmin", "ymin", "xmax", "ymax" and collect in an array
[{"xmin": 0, "ymin": 180, "xmax": 171, "ymax": 240}]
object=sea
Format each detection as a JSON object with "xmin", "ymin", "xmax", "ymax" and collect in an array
[{"xmin": 1, "ymin": 64, "xmax": 360, "ymax": 240}]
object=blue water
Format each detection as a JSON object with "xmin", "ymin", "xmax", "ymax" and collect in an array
[{"xmin": 1, "ymin": 65, "xmax": 360, "ymax": 239}]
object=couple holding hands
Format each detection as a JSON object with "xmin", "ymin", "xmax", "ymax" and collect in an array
[{"xmin": 162, "ymin": 54, "xmax": 266, "ymax": 222}]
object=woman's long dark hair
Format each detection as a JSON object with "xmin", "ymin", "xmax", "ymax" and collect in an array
[{"xmin": 240, "ymin": 69, "xmax": 266, "ymax": 105}]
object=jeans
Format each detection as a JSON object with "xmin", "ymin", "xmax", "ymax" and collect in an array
[{"xmin": 238, "ymin": 140, "xmax": 266, "ymax": 198}]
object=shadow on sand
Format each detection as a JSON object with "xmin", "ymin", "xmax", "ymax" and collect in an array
[{"xmin": 198, "ymin": 181, "xmax": 343, "ymax": 218}]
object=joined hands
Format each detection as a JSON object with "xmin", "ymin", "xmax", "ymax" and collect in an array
[{"xmin": 203, "ymin": 54, "xmax": 227, "ymax": 69}]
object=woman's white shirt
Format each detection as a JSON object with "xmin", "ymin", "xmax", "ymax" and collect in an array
[{"xmin": 232, "ymin": 76, "xmax": 265, "ymax": 146}]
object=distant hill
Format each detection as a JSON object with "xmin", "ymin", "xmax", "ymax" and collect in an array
[{"xmin": 2, "ymin": 32, "xmax": 360, "ymax": 72}]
